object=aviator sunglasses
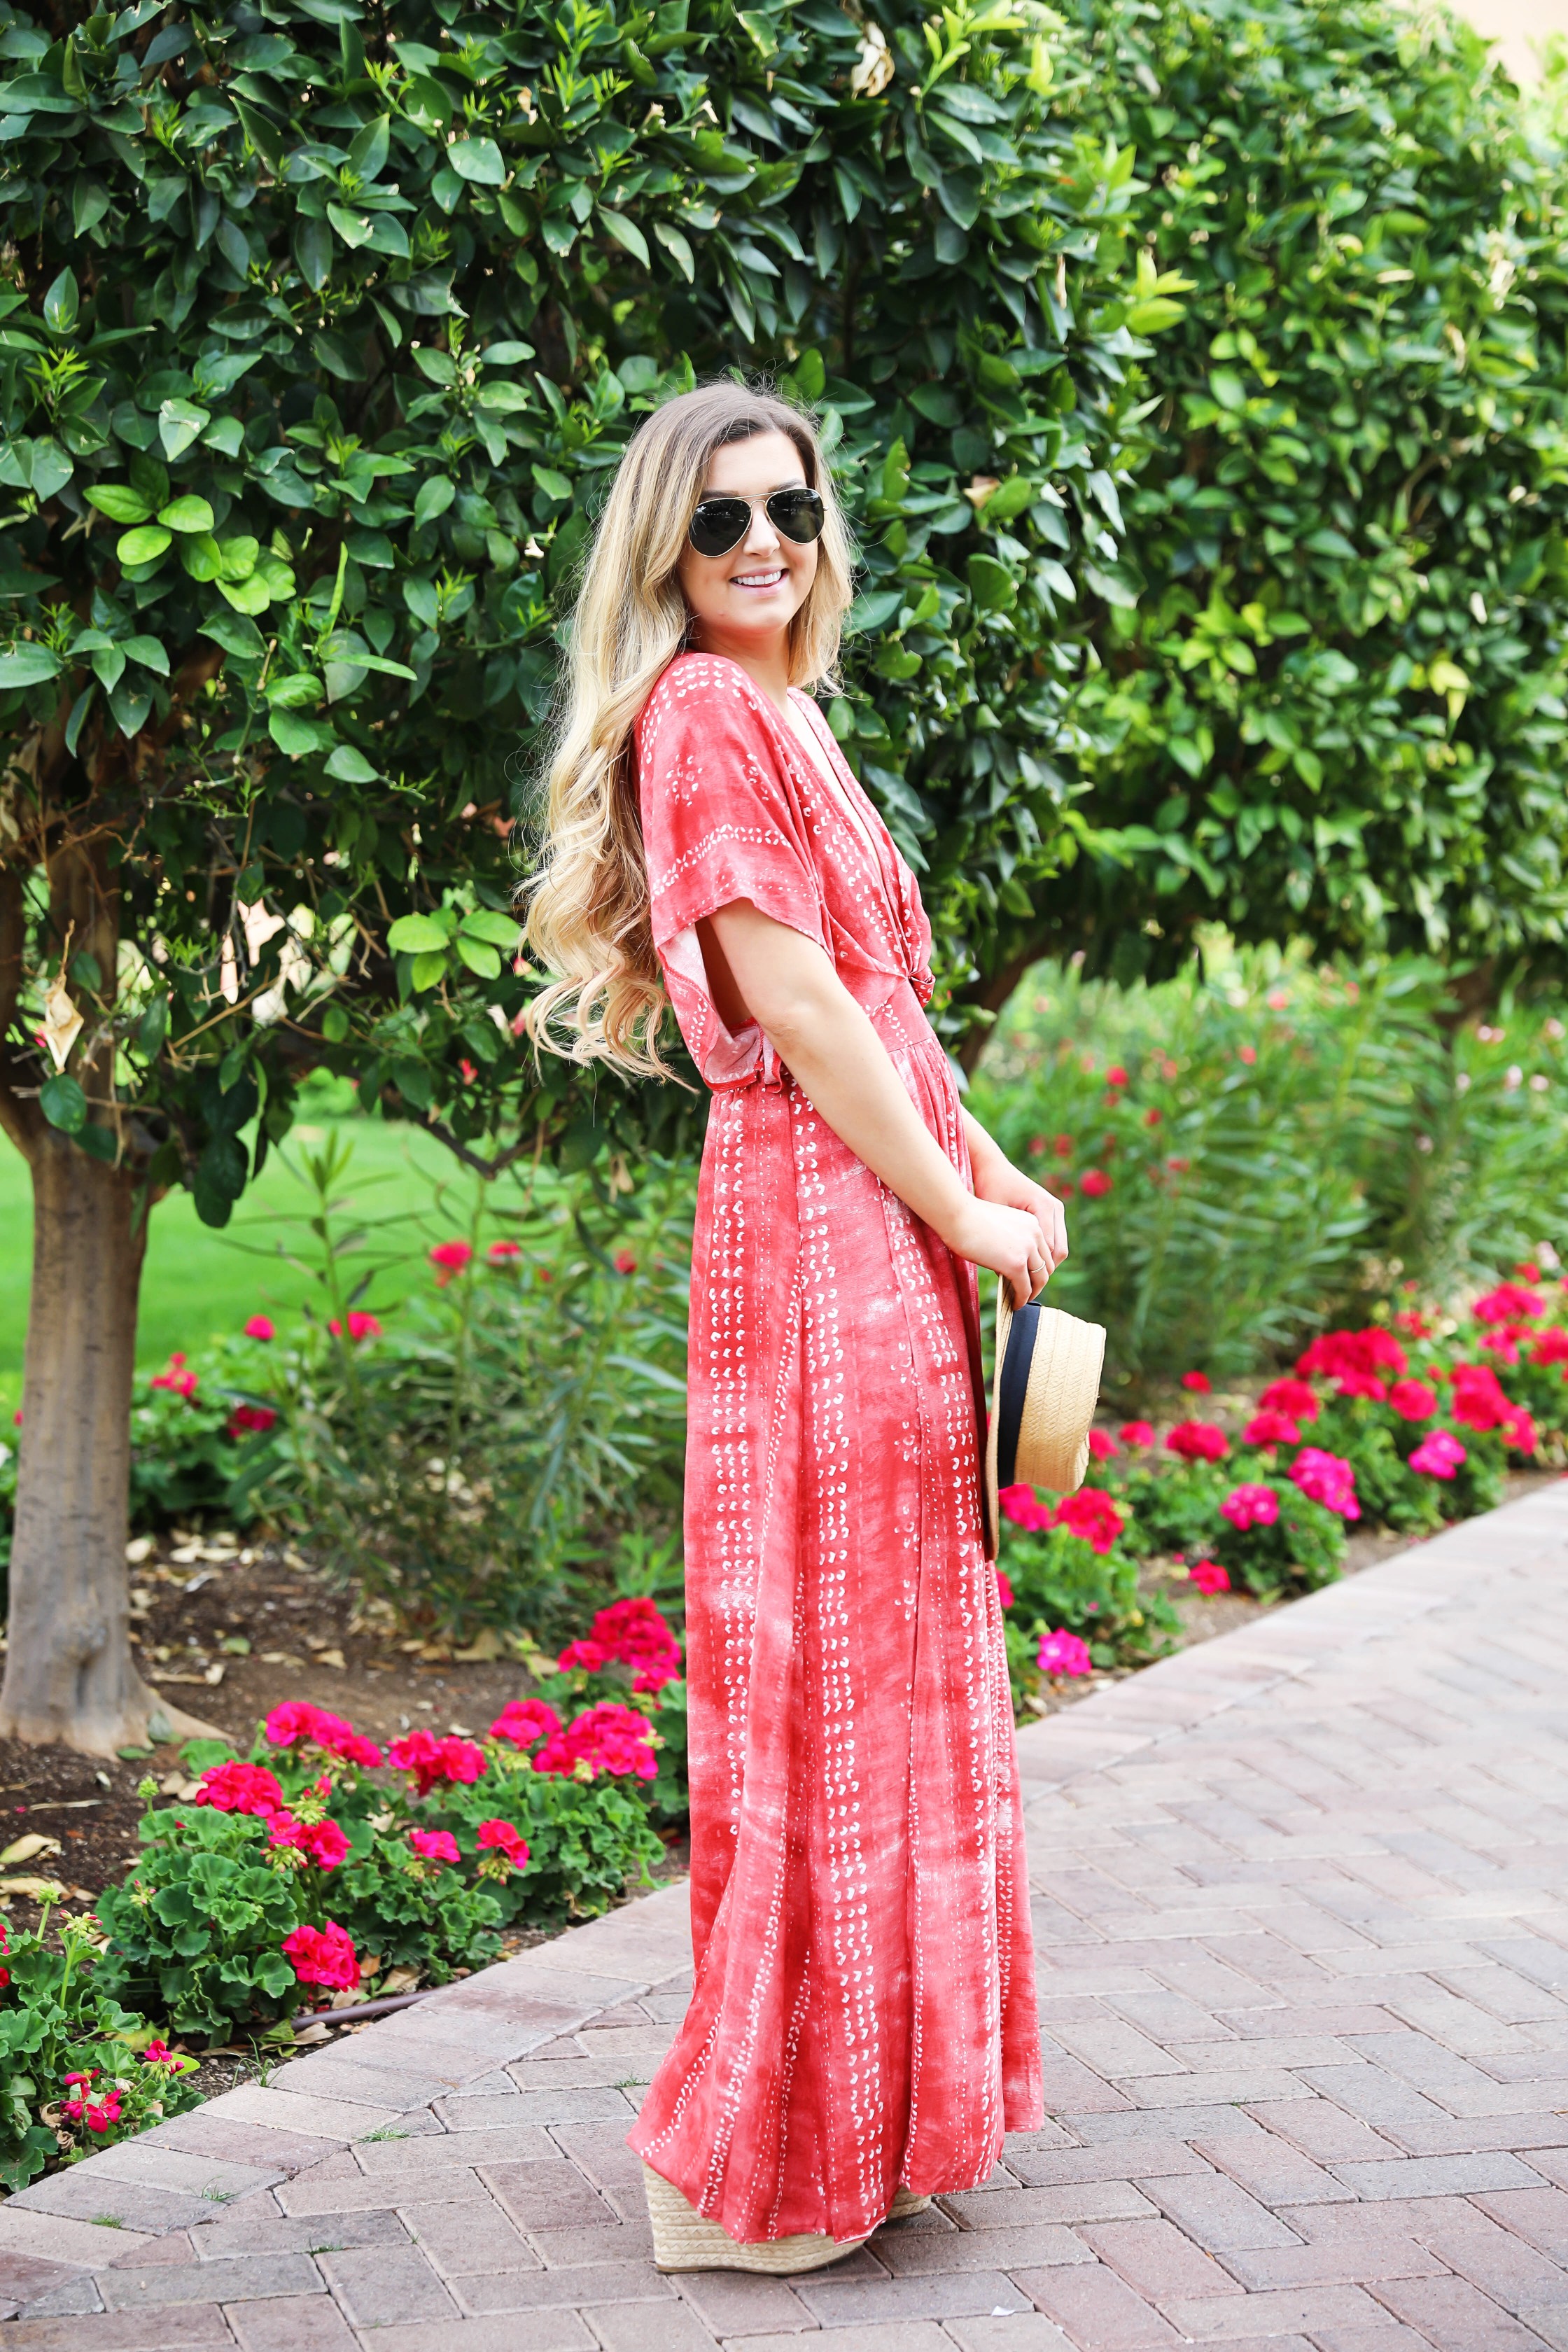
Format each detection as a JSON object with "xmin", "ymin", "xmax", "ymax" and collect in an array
[{"xmin": 687, "ymin": 486, "xmax": 826, "ymax": 560}]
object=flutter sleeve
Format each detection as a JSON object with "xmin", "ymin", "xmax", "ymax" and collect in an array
[{"xmin": 636, "ymin": 654, "xmax": 825, "ymax": 1089}]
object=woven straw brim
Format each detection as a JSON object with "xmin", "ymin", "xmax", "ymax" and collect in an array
[
  {"xmin": 986, "ymin": 1286, "xmax": 1107, "ymax": 1530},
  {"xmin": 643, "ymin": 2164, "xmax": 874, "ymax": 2273}
]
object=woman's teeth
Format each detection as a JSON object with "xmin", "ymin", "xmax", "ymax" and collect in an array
[{"xmin": 733, "ymin": 568, "xmax": 785, "ymax": 587}]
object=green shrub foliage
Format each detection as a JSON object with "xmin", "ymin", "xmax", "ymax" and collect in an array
[
  {"xmin": 0, "ymin": 0, "xmax": 1166, "ymax": 1217},
  {"xmin": 1052, "ymin": 0, "xmax": 1568, "ymax": 985}
]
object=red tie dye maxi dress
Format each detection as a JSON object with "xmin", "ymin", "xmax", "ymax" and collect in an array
[{"xmin": 624, "ymin": 652, "xmax": 1042, "ymax": 2244}]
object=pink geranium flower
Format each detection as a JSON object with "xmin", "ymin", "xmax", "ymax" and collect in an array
[
  {"xmin": 1291, "ymin": 1447, "xmax": 1360, "ymax": 1520},
  {"xmin": 227, "ymin": 1403, "xmax": 277, "ymax": 1437},
  {"xmin": 1532, "ymin": 1327, "xmax": 1568, "ymax": 1367},
  {"xmin": 430, "ymin": 1240, "xmax": 475, "ymax": 1286},
  {"xmin": 1000, "ymin": 1483, "xmax": 1054, "ymax": 1532},
  {"xmin": 244, "ymin": 1315, "xmax": 276, "ymax": 1341},
  {"xmin": 1086, "ymin": 1428, "xmax": 1121, "ymax": 1460},
  {"xmin": 996, "ymin": 1569, "xmax": 1014, "ymax": 1610},
  {"xmin": 1188, "ymin": 1558, "xmax": 1230, "ymax": 1595},
  {"xmin": 1079, "ymin": 1168, "xmax": 1112, "ymax": 1198},
  {"xmin": 194, "ymin": 1760, "xmax": 284, "ymax": 1818},
  {"xmin": 556, "ymin": 1598, "xmax": 683, "ymax": 1694},
  {"xmin": 1243, "ymin": 1409, "xmax": 1299, "ymax": 1448},
  {"xmin": 488, "ymin": 1239, "xmax": 522, "ymax": 1261},
  {"xmin": 409, "ymin": 1828, "xmax": 461, "ymax": 1865},
  {"xmin": 1336, "ymin": 1371, "xmax": 1387, "ymax": 1401},
  {"xmin": 283, "ymin": 1920, "xmax": 359, "ymax": 1992},
  {"xmin": 1166, "ymin": 1420, "xmax": 1228, "ymax": 1463},
  {"xmin": 1221, "ymin": 1483, "xmax": 1278, "ymax": 1532},
  {"xmin": 1051, "ymin": 1487, "xmax": 1126, "ymax": 1555},
  {"xmin": 1296, "ymin": 1328, "xmax": 1407, "ymax": 1382},
  {"xmin": 150, "ymin": 1352, "xmax": 198, "ymax": 1399},
  {"xmin": 1181, "ymin": 1370, "xmax": 1212, "ymax": 1394},
  {"xmin": 1037, "ymin": 1628, "xmax": 1093, "ymax": 1678},
  {"xmin": 1118, "ymin": 1421, "xmax": 1154, "ymax": 1448},
  {"xmin": 1410, "ymin": 1429, "xmax": 1466, "ymax": 1479}
]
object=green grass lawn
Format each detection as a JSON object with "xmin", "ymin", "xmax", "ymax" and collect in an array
[{"xmin": 0, "ymin": 1107, "xmax": 475, "ymax": 1414}]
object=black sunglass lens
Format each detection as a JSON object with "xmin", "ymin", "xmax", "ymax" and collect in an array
[
  {"xmin": 769, "ymin": 490, "xmax": 825, "ymax": 544},
  {"xmin": 689, "ymin": 500, "xmax": 750, "ymax": 556}
]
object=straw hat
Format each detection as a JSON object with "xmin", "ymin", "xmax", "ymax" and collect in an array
[{"xmin": 983, "ymin": 1280, "xmax": 1107, "ymax": 1547}]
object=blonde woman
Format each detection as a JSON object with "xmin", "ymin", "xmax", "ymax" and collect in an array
[{"xmin": 526, "ymin": 382, "xmax": 1066, "ymax": 2272}]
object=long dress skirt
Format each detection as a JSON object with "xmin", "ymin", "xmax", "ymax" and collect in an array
[{"xmin": 624, "ymin": 651, "xmax": 1042, "ymax": 2244}]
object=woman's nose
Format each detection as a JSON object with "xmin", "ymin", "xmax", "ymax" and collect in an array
[{"xmin": 742, "ymin": 502, "xmax": 781, "ymax": 555}]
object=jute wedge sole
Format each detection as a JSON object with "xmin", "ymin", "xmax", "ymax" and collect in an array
[
  {"xmin": 643, "ymin": 2163, "xmax": 874, "ymax": 2274},
  {"xmin": 890, "ymin": 2188, "xmax": 933, "ymax": 2216}
]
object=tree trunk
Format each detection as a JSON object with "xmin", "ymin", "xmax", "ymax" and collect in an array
[{"xmin": 0, "ymin": 1132, "xmax": 215, "ymax": 1754}]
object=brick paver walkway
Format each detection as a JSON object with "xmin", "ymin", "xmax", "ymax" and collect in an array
[{"xmin": 7, "ymin": 1482, "xmax": 1568, "ymax": 2348}]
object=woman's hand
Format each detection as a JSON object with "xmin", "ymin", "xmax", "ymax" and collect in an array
[
  {"xmin": 962, "ymin": 1114, "xmax": 1070, "ymax": 1274},
  {"xmin": 944, "ymin": 1197, "xmax": 1052, "ymax": 1310}
]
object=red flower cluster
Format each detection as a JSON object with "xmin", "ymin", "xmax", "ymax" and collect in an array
[
  {"xmin": 1388, "ymin": 1378, "xmax": 1438, "ymax": 1422},
  {"xmin": 227, "ymin": 1403, "xmax": 277, "ymax": 1438},
  {"xmin": 61, "ymin": 2069, "xmax": 121, "ymax": 2134},
  {"xmin": 489, "ymin": 1238, "xmax": 522, "ymax": 1261},
  {"xmin": 1180, "ymin": 1371, "xmax": 1212, "ymax": 1394},
  {"xmin": 1079, "ymin": 1168, "xmax": 1112, "ymax": 1198},
  {"xmin": 244, "ymin": 1314, "xmax": 276, "ymax": 1340},
  {"xmin": 1243, "ymin": 1409, "xmax": 1299, "ymax": 1448},
  {"xmin": 556, "ymin": 1597, "xmax": 683, "ymax": 1695},
  {"xmin": 1188, "ymin": 1558, "xmax": 1230, "ymax": 1595},
  {"xmin": 328, "ymin": 1311, "xmax": 382, "ymax": 1341},
  {"xmin": 1473, "ymin": 1282, "xmax": 1545, "ymax": 1326},
  {"xmin": 1119, "ymin": 1420, "xmax": 1154, "ymax": 1448},
  {"xmin": 477, "ymin": 1819, "xmax": 530, "ymax": 1870},
  {"xmin": 1295, "ymin": 1328, "xmax": 1408, "ymax": 1382},
  {"xmin": 283, "ymin": 1920, "xmax": 359, "ymax": 1992},
  {"xmin": 409, "ymin": 1828, "xmax": 461, "ymax": 1864},
  {"xmin": 1166, "ymin": 1420, "xmax": 1228, "ymax": 1463},
  {"xmin": 388, "ymin": 1729, "xmax": 486, "ymax": 1798},
  {"xmin": 267, "ymin": 1812, "xmax": 351, "ymax": 1870},
  {"xmin": 533, "ymin": 1700, "xmax": 659, "ymax": 1782},
  {"xmin": 995, "ymin": 1569, "xmax": 1014, "ymax": 1610},
  {"xmin": 1532, "ymin": 1328, "xmax": 1568, "ymax": 1368},
  {"xmin": 150, "ymin": 1352, "xmax": 198, "ymax": 1399},
  {"xmin": 0, "ymin": 1919, "xmax": 10, "ymax": 1991},
  {"xmin": 430, "ymin": 1239, "xmax": 475, "ymax": 1285},
  {"xmin": 1258, "ymin": 1377, "xmax": 1320, "ymax": 1423},
  {"xmin": 999, "ymin": 1485, "xmax": 1125, "ymax": 1553},
  {"xmin": 489, "ymin": 1698, "xmax": 564, "ymax": 1751},
  {"xmin": 1448, "ymin": 1363, "xmax": 1535, "ymax": 1449},
  {"xmin": 195, "ymin": 1760, "xmax": 285, "ymax": 1817},
  {"xmin": 264, "ymin": 1704, "xmax": 383, "ymax": 1770},
  {"xmin": 1086, "ymin": 1428, "xmax": 1121, "ymax": 1460}
]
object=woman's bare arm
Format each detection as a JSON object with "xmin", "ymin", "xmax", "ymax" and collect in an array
[
  {"xmin": 700, "ymin": 899, "xmax": 1051, "ymax": 1305},
  {"xmin": 962, "ymin": 1107, "xmax": 1069, "ymax": 1270}
]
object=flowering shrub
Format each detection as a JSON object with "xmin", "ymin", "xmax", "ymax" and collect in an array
[
  {"xmin": 556, "ymin": 1597, "xmax": 684, "ymax": 1694},
  {"xmin": 0, "ymin": 1910, "xmax": 201, "ymax": 2190},
  {"xmin": 95, "ymin": 1686, "xmax": 668, "ymax": 2043},
  {"xmin": 997, "ymin": 1480, "xmax": 1179, "ymax": 1710}
]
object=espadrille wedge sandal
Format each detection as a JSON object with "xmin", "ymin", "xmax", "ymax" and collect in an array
[
  {"xmin": 643, "ymin": 2163, "xmax": 874, "ymax": 2274},
  {"xmin": 889, "ymin": 2188, "xmax": 933, "ymax": 2216}
]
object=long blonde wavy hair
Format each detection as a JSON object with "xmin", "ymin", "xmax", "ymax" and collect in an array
[{"xmin": 522, "ymin": 382, "xmax": 855, "ymax": 1078}]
